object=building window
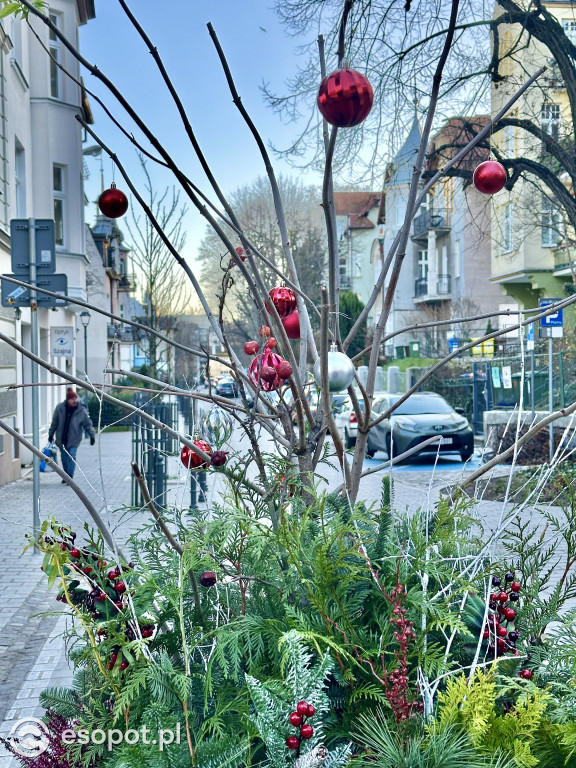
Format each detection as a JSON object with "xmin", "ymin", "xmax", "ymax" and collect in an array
[
  {"xmin": 541, "ymin": 103, "xmax": 561, "ymax": 142},
  {"xmin": 417, "ymin": 249, "xmax": 428, "ymax": 279},
  {"xmin": 53, "ymin": 164, "xmax": 65, "ymax": 246},
  {"xmin": 49, "ymin": 13, "xmax": 62, "ymax": 99},
  {"xmin": 541, "ymin": 195, "xmax": 562, "ymax": 247},
  {"xmin": 563, "ymin": 20, "xmax": 576, "ymax": 44},
  {"xmin": 11, "ymin": 18, "xmax": 22, "ymax": 70},
  {"xmin": 502, "ymin": 203, "xmax": 513, "ymax": 253},
  {"xmin": 15, "ymin": 141, "xmax": 25, "ymax": 218}
]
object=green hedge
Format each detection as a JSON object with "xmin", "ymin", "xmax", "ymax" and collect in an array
[{"xmin": 87, "ymin": 391, "xmax": 135, "ymax": 428}]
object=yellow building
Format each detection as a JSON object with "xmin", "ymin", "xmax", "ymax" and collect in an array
[{"xmin": 490, "ymin": 0, "xmax": 576, "ymax": 315}]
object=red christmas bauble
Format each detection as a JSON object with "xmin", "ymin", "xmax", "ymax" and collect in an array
[
  {"xmin": 317, "ymin": 68, "xmax": 374, "ymax": 128},
  {"xmin": 248, "ymin": 350, "xmax": 284, "ymax": 391},
  {"xmin": 180, "ymin": 439, "xmax": 212, "ymax": 470},
  {"xmin": 282, "ymin": 310, "xmax": 300, "ymax": 340},
  {"xmin": 473, "ymin": 161, "xmax": 507, "ymax": 195},
  {"xmin": 98, "ymin": 183, "xmax": 129, "ymax": 218},
  {"xmin": 268, "ymin": 286, "xmax": 297, "ymax": 319}
]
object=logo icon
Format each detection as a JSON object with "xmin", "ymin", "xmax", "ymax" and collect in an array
[{"xmin": 8, "ymin": 718, "xmax": 50, "ymax": 757}]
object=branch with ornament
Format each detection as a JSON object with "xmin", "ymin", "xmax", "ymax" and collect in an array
[{"xmin": 9, "ymin": 0, "xmax": 554, "ymax": 509}]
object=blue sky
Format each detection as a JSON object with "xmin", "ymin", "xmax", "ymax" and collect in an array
[{"xmin": 79, "ymin": 2, "xmax": 322, "ymax": 268}]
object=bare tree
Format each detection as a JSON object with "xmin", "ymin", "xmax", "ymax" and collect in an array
[{"xmin": 123, "ymin": 156, "xmax": 190, "ymax": 379}]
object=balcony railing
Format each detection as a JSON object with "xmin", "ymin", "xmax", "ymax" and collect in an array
[
  {"xmin": 107, "ymin": 323, "xmax": 136, "ymax": 342},
  {"xmin": 412, "ymin": 209, "xmax": 450, "ymax": 239},
  {"xmin": 554, "ymin": 250, "xmax": 575, "ymax": 270},
  {"xmin": 117, "ymin": 273, "xmax": 135, "ymax": 291},
  {"xmin": 340, "ymin": 275, "xmax": 352, "ymax": 289},
  {"xmin": 437, "ymin": 274, "xmax": 451, "ymax": 294},
  {"xmin": 414, "ymin": 274, "xmax": 451, "ymax": 299},
  {"xmin": 415, "ymin": 277, "xmax": 428, "ymax": 297}
]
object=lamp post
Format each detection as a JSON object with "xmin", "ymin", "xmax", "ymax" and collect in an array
[{"xmin": 80, "ymin": 311, "xmax": 91, "ymax": 380}]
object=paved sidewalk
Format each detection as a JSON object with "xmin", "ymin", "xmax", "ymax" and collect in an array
[{"xmin": 0, "ymin": 431, "xmax": 139, "ymax": 767}]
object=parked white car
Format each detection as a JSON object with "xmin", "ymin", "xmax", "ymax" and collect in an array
[{"xmin": 332, "ymin": 391, "xmax": 386, "ymax": 448}]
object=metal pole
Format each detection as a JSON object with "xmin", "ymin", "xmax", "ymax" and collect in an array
[
  {"xmin": 530, "ymin": 347, "xmax": 535, "ymax": 419},
  {"xmin": 84, "ymin": 324, "xmax": 88, "ymax": 380},
  {"xmin": 549, "ymin": 334, "xmax": 554, "ymax": 463},
  {"xmin": 29, "ymin": 218, "xmax": 40, "ymax": 543}
]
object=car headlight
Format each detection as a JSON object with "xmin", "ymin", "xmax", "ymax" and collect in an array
[
  {"xmin": 394, "ymin": 417, "xmax": 419, "ymax": 433},
  {"xmin": 453, "ymin": 418, "xmax": 469, "ymax": 431}
]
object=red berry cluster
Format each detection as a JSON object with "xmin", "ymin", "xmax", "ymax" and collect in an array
[
  {"xmin": 286, "ymin": 701, "xmax": 315, "ymax": 750},
  {"xmin": 482, "ymin": 571, "xmax": 531, "ymax": 679},
  {"xmin": 41, "ymin": 526, "xmax": 156, "ymax": 675}
]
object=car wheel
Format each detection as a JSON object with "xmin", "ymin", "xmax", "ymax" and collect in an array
[{"xmin": 460, "ymin": 449, "xmax": 474, "ymax": 462}]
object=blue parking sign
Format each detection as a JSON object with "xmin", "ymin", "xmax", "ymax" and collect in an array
[{"xmin": 539, "ymin": 298, "xmax": 563, "ymax": 327}]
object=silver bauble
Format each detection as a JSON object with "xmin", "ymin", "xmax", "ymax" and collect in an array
[
  {"xmin": 313, "ymin": 349, "xmax": 355, "ymax": 392},
  {"xmin": 199, "ymin": 406, "xmax": 233, "ymax": 446}
]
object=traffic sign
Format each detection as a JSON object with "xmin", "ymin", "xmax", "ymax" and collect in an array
[
  {"xmin": 1, "ymin": 273, "xmax": 68, "ymax": 308},
  {"xmin": 539, "ymin": 298, "xmax": 563, "ymax": 327},
  {"xmin": 10, "ymin": 219, "xmax": 56, "ymax": 275},
  {"xmin": 526, "ymin": 321, "xmax": 535, "ymax": 351}
]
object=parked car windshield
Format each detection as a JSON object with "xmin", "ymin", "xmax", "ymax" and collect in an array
[{"xmin": 390, "ymin": 394, "xmax": 454, "ymax": 415}]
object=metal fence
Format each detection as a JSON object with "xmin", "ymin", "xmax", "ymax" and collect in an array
[
  {"xmin": 131, "ymin": 401, "xmax": 178, "ymax": 509},
  {"xmin": 429, "ymin": 350, "xmax": 576, "ymax": 435}
]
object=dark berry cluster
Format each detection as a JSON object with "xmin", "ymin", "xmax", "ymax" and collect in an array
[
  {"xmin": 482, "ymin": 571, "xmax": 532, "ymax": 680},
  {"xmin": 286, "ymin": 701, "xmax": 315, "ymax": 750}
]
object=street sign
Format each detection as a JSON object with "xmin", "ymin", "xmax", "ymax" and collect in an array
[
  {"xmin": 50, "ymin": 326, "xmax": 74, "ymax": 357},
  {"xmin": 1, "ymin": 273, "xmax": 68, "ymax": 308},
  {"xmin": 539, "ymin": 298, "xmax": 563, "ymax": 327},
  {"xmin": 10, "ymin": 219, "xmax": 56, "ymax": 275},
  {"xmin": 526, "ymin": 321, "xmax": 535, "ymax": 351}
]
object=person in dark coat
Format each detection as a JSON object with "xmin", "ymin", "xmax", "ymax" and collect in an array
[{"xmin": 48, "ymin": 387, "xmax": 96, "ymax": 483}]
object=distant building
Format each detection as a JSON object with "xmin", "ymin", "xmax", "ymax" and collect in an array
[
  {"xmin": 490, "ymin": 0, "xmax": 576, "ymax": 316},
  {"xmin": 0, "ymin": 1, "xmax": 96, "ymax": 485},
  {"xmin": 333, "ymin": 190, "xmax": 383, "ymax": 316}
]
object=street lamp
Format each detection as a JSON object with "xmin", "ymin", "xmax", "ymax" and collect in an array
[{"xmin": 80, "ymin": 311, "xmax": 91, "ymax": 379}]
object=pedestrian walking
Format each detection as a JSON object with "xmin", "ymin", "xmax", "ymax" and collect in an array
[{"xmin": 48, "ymin": 387, "xmax": 96, "ymax": 482}]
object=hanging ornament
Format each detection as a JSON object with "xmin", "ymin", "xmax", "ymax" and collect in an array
[
  {"xmin": 282, "ymin": 310, "xmax": 300, "ymax": 340},
  {"xmin": 313, "ymin": 344, "xmax": 355, "ymax": 392},
  {"xmin": 473, "ymin": 161, "xmax": 507, "ymax": 195},
  {"xmin": 199, "ymin": 407, "xmax": 234, "ymax": 445},
  {"xmin": 267, "ymin": 286, "xmax": 297, "ymax": 319},
  {"xmin": 244, "ymin": 340, "xmax": 259, "ymax": 356},
  {"xmin": 317, "ymin": 68, "xmax": 374, "ymax": 128},
  {"xmin": 98, "ymin": 183, "xmax": 129, "ymax": 218},
  {"xmin": 180, "ymin": 436, "xmax": 212, "ymax": 470},
  {"xmin": 248, "ymin": 350, "xmax": 284, "ymax": 391}
]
